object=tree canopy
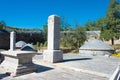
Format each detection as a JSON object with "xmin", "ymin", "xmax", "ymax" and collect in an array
[
  {"xmin": 101, "ymin": 0, "xmax": 120, "ymax": 45},
  {"xmin": 0, "ymin": 20, "xmax": 6, "ymax": 29}
]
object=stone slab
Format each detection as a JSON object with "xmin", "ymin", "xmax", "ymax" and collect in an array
[
  {"xmin": 0, "ymin": 51, "xmax": 37, "ymax": 76},
  {"xmin": 1, "ymin": 50, "xmax": 36, "ymax": 56}
]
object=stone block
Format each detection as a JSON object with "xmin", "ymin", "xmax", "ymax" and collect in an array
[
  {"xmin": 43, "ymin": 50, "xmax": 63, "ymax": 63},
  {"xmin": 0, "ymin": 51, "xmax": 37, "ymax": 76}
]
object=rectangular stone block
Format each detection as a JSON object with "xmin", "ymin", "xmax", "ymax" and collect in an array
[
  {"xmin": 43, "ymin": 50, "xmax": 63, "ymax": 63},
  {"xmin": 0, "ymin": 51, "xmax": 37, "ymax": 76}
]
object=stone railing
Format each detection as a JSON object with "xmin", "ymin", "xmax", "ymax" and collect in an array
[{"xmin": 109, "ymin": 65, "xmax": 120, "ymax": 80}]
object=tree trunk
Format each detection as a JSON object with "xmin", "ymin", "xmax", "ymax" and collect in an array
[{"xmin": 111, "ymin": 38, "xmax": 114, "ymax": 45}]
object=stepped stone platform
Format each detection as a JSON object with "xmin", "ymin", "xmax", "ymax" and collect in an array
[{"xmin": 0, "ymin": 54, "xmax": 120, "ymax": 80}]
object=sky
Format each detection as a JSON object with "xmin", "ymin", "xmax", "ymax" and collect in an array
[{"xmin": 0, "ymin": 0, "xmax": 115, "ymax": 29}]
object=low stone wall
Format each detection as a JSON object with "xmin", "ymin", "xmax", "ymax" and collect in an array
[
  {"xmin": 79, "ymin": 50, "xmax": 114, "ymax": 56},
  {"xmin": 16, "ymin": 32, "xmax": 45, "ymax": 44},
  {"xmin": 104, "ymin": 39, "xmax": 120, "ymax": 45},
  {"xmin": 0, "ymin": 31, "xmax": 10, "ymax": 49},
  {"xmin": 0, "ymin": 30, "xmax": 45, "ymax": 49}
]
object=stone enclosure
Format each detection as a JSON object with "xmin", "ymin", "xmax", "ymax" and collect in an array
[
  {"xmin": 0, "ymin": 15, "xmax": 63, "ymax": 76},
  {"xmin": 0, "ymin": 15, "xmax": 119, "ymax": 80},
  {"xmin": 0, "ymin": 30, "xmax": 45, "ymax": 49}
]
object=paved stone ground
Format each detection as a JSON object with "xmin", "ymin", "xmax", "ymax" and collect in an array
[
  {"xmin": 0, "ymin": 53, "xmax": 120, "ymax": 80},
  {"xmin": 58, "ymin": 54, "xmax": 120, "ymax": 76}
]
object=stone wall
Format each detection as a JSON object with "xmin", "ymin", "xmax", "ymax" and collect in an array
[
  {"xmin": 0, "ymin": 30, "xmax": 45, "ymax": 49},
  {"xmin": 104, "ymin": 39, "xmax": 120, "ymax": 45},
  {"xmin": 0, "ymin": 31, "xmax": 10, "ymax": 49}
]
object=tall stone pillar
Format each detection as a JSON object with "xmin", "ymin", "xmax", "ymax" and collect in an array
[
  {"xmin": 10, "ymin": 31, "xmax": 16, "ymax": 51},
  {"xmin": 43, "ymin": 15, "xmax": 63, "ymax": 63}
]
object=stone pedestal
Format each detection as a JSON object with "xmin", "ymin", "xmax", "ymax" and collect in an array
[
  {"xmin": 0, "ymin": 51, "xmax": 37, "ymax": 76},
  {"xmin": 43, "ymin": 50, "xmax": 63, "ymax": 63},
  {"xmin": 43, "ymin": 15, "xmax": 63, "ymax": 63}
]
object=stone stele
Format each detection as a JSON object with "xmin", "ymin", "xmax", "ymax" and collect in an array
[{"xmin": 43, "ymin": 15, "xmax": 63, "ymax": 63}]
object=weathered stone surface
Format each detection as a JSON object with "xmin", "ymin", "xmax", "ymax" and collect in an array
[
  {"xmin": 109, "ymin": 65, "xmax": 120, "ymax": 80},
  {"xmin": 1, "ymin": 54, "xmax": 119, "ymax": 80},
  {"xmin": 10, "ymin": 31, "xmax": 16, "ymax": 51},
  {"xmin": 47, "ymin": 15, "xmax": 60, "ymax": 50},
  {"xmin": 0, "ymin": 31, "xmax": 38, "ymax": 76},
  {"xmin": 43, "ymin": 50, "xmax": 63, "ymax": 63},
  {"xmin": 43, "ymin": 15, "xmax": 63, "ymax": 63},
  {"xmin": 79, "ymin": 39, "xmax": 114, "ymax": 56},
  {"xmin": 0, "ymin": 51, "xmax": 37, "ymax": 76}
]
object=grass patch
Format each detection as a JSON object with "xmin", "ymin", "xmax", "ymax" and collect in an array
[
  {"xmin": 70, "ymin": 49, "xmax": 79, "ymax": 54},
  {"xmin": 112, "ymin": 44, "xmax": 120, "ymax": 50},
  {"xmin": 60, "ymin": 47, "xmax": 73, "ymax": 53},
  {"xmin": 60, "ymin": 47, "xmax": 79, "ymax": 53}
]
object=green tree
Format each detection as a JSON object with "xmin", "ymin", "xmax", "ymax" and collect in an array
[
  {"xmin": 95, "ymin": 17, "xmax": 106, "ymax": 30},
  {"xmin": 61, "ymin": 26, "xmax": 86, "ymax": 50},
  {"xmin": 84, "ymin": 21, "xmax": 100, "ymax": 31},
  {"xmin": 0, "ymin": 20, "xmax": 6, "ymax": 29},
  {"xmin": 60, "ymin": 16, "xmax": 72, "ymax": 31},
  {"xmin": 70, "ymin": 27, "xmax": 86, "ymax": 49},
  {"xmin": 101, "ymin": 0, "xmax": 120, "ymax": 45},
  {"xmin": 42, "ymin": 24, "xmax": 48, "ymax": 41}
]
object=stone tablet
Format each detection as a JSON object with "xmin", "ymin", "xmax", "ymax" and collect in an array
[
  {"xmin": 47, "ymin": 15, "xmax": 60, "ymax": 50},
  {"xmin": 43, "ymin": 15, "xmax": 63, "ymax": 63}
]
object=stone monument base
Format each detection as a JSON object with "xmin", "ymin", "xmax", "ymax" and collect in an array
[
  {"xmin": 43, "ymin": 50, "xmax": 63, "ymax": 63},
  {"xmin": 0, "ymin": 51, "xmax": 37, "ymax": 76}
]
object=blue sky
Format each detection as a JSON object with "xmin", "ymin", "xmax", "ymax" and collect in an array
[{"xmin": 0, "ymin": 0, "xmax": 113, "ymax": 29}]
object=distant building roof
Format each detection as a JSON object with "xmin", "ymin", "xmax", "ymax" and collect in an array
[{"xmin": 86, "ymin": 31, "xmax": 101, "ymax": 35}]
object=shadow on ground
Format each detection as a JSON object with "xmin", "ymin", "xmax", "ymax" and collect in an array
[
  {"xmin": 0, "ymin": 64, "xmax": 54, "ymax": 79},
  {"xmin": 35, "ymin": 64, "xmax": 54, "ymax": 73},
  {"xmin": 0, "ymin": 54, "xmax": 4, "ymax": 64},
  {"xmin": 0, "ymin": 73, "xmax": 10, "ymax": 79},
  {"xmin": 63, "ymin": 58, "xmax": 92, "ymax": 62}
]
